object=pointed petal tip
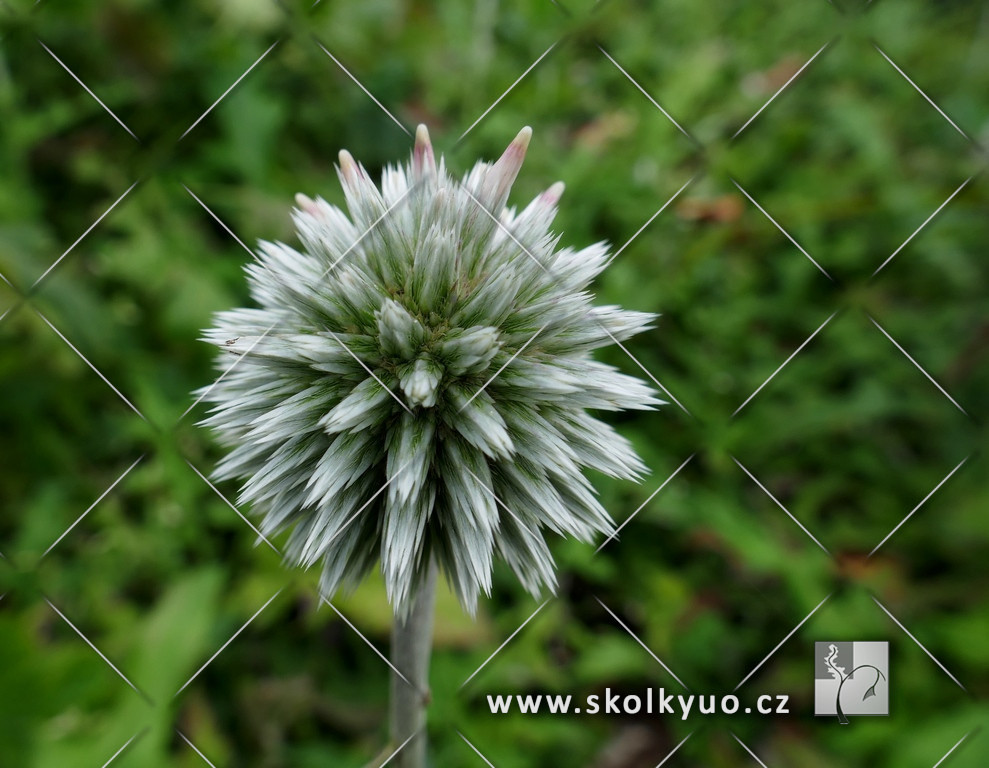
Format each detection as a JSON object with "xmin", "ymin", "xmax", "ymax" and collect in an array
[
  {"xmin": 506, "ymin": 126, "xmax": 532, "ymax": 159},
  {"xmin": 542, "ymin": 181, "xmax": 565, "ymax": 204},
  {"xmin": 413, "ymin": 124, "xmax": 436, "ymax": 178},
  {"xmin": 337, "ymin": 149, "xmax": 358, "ymax": 181},
  {"xmin": 496, "ymin": 126, "xmax": 533, "ymax": 166},
  {"xmin": 294, "ymin": 193, "xmax": 317, "ymax": 213},
  {"xmin": 485, "ymin": 126, "xmax": 534, "ymax": 203}
]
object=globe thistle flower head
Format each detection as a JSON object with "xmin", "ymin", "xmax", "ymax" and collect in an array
[{"xmin": 200, "ymin": 126, "xmax": 661, "ymax": 616}]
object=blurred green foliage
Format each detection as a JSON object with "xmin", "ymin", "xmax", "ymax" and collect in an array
[{"xmin": 1, "ymin": 0, "xmax": 987, "ymax": 766}]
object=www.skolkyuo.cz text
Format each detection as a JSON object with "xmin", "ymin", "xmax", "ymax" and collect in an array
[{"xmin": 486, "ymin": 689, "xmax": 790, "ymax": 720}]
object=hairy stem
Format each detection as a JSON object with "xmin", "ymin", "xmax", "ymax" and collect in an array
[{"xmin": 389, "ymin": 560, "xmax": 438, "ymax": 768}]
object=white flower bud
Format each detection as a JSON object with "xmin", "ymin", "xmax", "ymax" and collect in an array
[
  {"xmin": 199, "ymin": 126, "xmax": 659, "ymax": 617},
  {"xmin": 438, "ymin": 325, "xmax": 501, "ymax": 375},
  {"xmin": 400, "ymin": 357, "xmax": 442, "ymax": 408},
  {"xmin": 376, "ymin": 298, "xmax": 425, "ymax": 361}
]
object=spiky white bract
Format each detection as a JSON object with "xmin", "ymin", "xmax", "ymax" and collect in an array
[{"xmin": 199, "ymin": 125, "xmax": 661, "ymax": 616}]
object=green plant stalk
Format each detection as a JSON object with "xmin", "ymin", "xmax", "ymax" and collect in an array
[{"xmin": 389, "ymin": 559, "xmax": 438, "ymax": 768}]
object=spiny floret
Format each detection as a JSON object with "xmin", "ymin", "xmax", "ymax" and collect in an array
[{"xmin": 199, "ymin": 125, "xmax": 661, "ymax": 616}]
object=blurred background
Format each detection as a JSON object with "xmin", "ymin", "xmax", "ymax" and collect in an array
[{"xmin": 1, "ymin": 0, "xmax": 987, "ymax": 765}]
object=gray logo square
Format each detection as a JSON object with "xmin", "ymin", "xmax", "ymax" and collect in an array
[{"xmin": 814, "ymin": 641, "xmax": 889, "ymax": 722}]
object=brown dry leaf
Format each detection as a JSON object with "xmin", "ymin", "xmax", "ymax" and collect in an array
[
  {"xmin": 742, "ymin": 53, "xmax": 806, "ymax": 97},
  {"xmin": 676, "ymin": 194, "xmax": 745, "ymax": 223},
  {"xmin": 574, "ymin": 111, "xmax": 638, "ymax": 151}
]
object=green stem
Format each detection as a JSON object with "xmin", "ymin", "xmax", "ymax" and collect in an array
[{"xmin": 389, "ymin": 560, "xmax": 438, "ymax": 768}]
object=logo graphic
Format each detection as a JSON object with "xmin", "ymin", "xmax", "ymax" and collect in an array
[{"xmin": 814, "ymin": 641, "xmax": 888, "ymax": 723}]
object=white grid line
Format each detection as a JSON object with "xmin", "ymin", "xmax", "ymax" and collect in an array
[
  {"xmin": 464, "ymin": 466, "xmax": 540, "ymax": 540},
  {"xmin": 379, "ymin": 731, "xmax": 419, "ymax": 767},
  {"xmin": 460, "ymin": 184, "xmax": 687, "ymax": 414},
  {"xmin": 733, "ymin": 41, "xmax": 833, "ymax": 139},
  {"xmin": 869, "ymin": 315, "xmax": 968, "ymax": 415},
  {"xmin": 873, "ymin": 44, "xmax": 971, "ymax": 142},
  {"xmin": 322, "ymin": 598, "xmax": 418, "ymax": 692},
  {"xmin": 0, "ymin": 266, "xmax": 16, "ymax": 290},
  {"xmin": 872, "ymin": 176, "xmax": 974, "ymax": 276},
  {"xmin": 461, "ymin": 600, "xmax": 550, "ymax": 688},
  {"xmin": 731, "ymin": 179, "xmax": 833, "ymax": 280},
  {"xmin": 606, "ymin": 172, "xmax": 698, "ymax": 413},
  {"xmin": 183, "ymin": 185, "xmax": 255, "ymax": 259},
  {"xmin": 184, "ymin": 186, "xmax": 415, "ymax": 422},
  {"xmin": 180, "ymin": 41, "xmax": 280, "ymax": 141},
  {"xmin": 932, "ymin": 730, "xmax": 976, "ymax": 768},
  {"xmin": 177, "ymin": 730, "xmax": 218, "ymax": 768},
  {"xmin": 733, "ymin": 312, "xmax": 837, "ymax": 417},
  {"xmin": 36, "ymin": 310, "xmax": 148, "ymax": 422},
  {"xmin": 175, "ymin": 588, "xmax": 283, "ymax": 696},
  {"xmin": 872, "ymin": 596, "xmax": 966, "ymax": 691},
  {"xmin": 732, "ymin": 732, "xmax": 770, "ymax": 768},
  {"xmin": 317, "ymin": 183, "xmax": 417, "ymax": 282},
  {"xmin": 38, "ymin": 40, "xmax": 139, "ymax": 141},
  {"xmin": 734, "ymin": 593, "xmax": 832, "ymax": 691},
  {"xmin": 459, "ymin": 731, "xmax": 498, "ymax": 768},
  {"xmin": 191, "ymin": 208, "xmax": 448, "ymax": 640},
  {"xmin": 45, "ymin": 598, "xmax": 152, "ymax": 704},
  {"xmin": 458, "ymin": 188, "xmax": 549, "ymax": 275},
  {"xmin": 598, "ymin": 45, "xmax": 694, "ymax": 142},
  {"xmin": 32, "ymin": 181, "xmax": 140, "ymax": 289},
  {"xmin": 596, "ymin": 453, "xmax": 695, "ymax": 553},
  {"xmin": 181, "ymin": 314, "xmax": 288, "ymax": 421},
  {"xmin": 459, "ymin": 322, "xmax": 549, "ymax": 411},
  {"xmin": 656, "ymin": 731, "xmax": 693, "ymax": 768},
  {"xmin": 101, "ymin": 729, "xmax": 146, "ymax": 768},
  {"xmin": 596, "ymin": 597, "xmax": 690, "ymax": 690},
  {"xmin": 324, "ymin": 328, "xmax": 413, "ymax": 414},
  {"xmin": 611, "ymin": 333, "xmax": 689, "ymax": 413},
  {"xmin": 870, "ymin": 456, "xmax": 969, "ymax": 557},
  {"xmin": 314, "ymin": 455, "xmax": 417, "ymax": 554},
  {"xmin": 608, "ymin": 174, "xmax": 698, "ymax": 265},
  {"xmin": 185, "ymin": 459, "xmax": 280, "ymax": 554},
  {"xmin": 41, "ymin": 455, "xmax": 145, "ymax": 558},
  {"xmin": 732, "ymin": 457, "xmax": 831, "ymax": 556},
  {"xmin": 316, "ymin": 42, "xmax": 410, "ymax": 136},
  {"xmin": 458, "ymin": 42, "xmax": 559, "ymax": 142},
  {"xmin": 310, "ymin": 182, "xmax": 421, "ymax": 292}
]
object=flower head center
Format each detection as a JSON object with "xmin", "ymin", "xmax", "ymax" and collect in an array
[{"xmin": 376, "ymin": 297, "xmax": 501, "ymax": 408}]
